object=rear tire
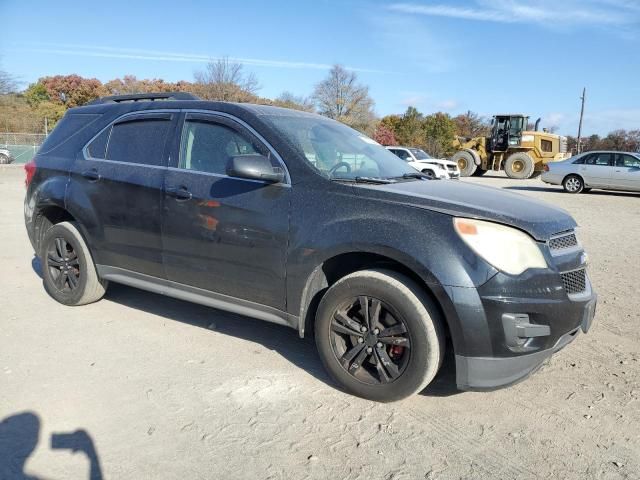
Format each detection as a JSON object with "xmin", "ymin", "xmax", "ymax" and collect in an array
[
  {"xmin": 452, "ymin": 150, "xmax": 477, "ymax": 177},
  {"xmin": 0, "ymin": 153, "xmax": 11, "ymax": 164},
  {"xmin": 41, "ymin": 221, "xmax": 108, "ymax": 306},
  {"xmin": 504, "ymin": 152, "xmax": 535, "ymax": 179},
  {"xmin": 315, "ymin": 269, "xmax": 445, "ymax": 402},
  {"xmin": 563, "ymin": 175, "xmax": 584, "ymax": 194}
]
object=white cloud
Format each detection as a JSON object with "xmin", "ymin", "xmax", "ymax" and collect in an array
[
  {"xmin": 10, "ymin": 43, "xmax": 390, "ymax": 74},
  {"xmin": 388, "ymin": 1, "xmax": 640, "ymax": 28}
]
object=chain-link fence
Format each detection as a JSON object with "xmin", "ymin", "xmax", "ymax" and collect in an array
[{"xmin": 0, "ymin": 133, "xmax": 47, "ymax": 164}]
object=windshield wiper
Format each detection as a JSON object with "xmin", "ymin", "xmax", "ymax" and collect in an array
[
  {"xmin": 387, "ymin": 172, "xmax": 429, "ymax": 181},
  {"xmin": 330, "ymin": 176, "xmax": 395, "ymax": 184}
]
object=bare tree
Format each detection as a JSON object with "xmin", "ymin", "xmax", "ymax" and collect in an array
[
  {"xmin": 193, "ymin": 57, "xmax": 260, "ymax": 102},
  {"xmin": 273, "ymin": 91, "xmax": 314, "ymax": 112},
  {"xmin": 312, "ymin": 65, "xmax": 375, "ymax": 131},
  {"xmin": 0, "ymin": 69, "xmax": 19, "ymax": 94}
]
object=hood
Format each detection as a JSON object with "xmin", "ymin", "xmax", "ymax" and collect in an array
[{"xmin": 356, "ymin": 179, "xmax": 576, "ymax": 240}]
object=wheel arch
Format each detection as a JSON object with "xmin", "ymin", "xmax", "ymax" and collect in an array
[{"xmin": 297, "ymin": 250, "xmax": 455, "ymax": 356}]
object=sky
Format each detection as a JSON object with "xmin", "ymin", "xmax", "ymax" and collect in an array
[{"xmin": 1, "ymin": 0, "xmax": 639, "ymax": 136}]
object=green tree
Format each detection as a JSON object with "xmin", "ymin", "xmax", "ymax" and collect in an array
[
  {"xmin": 24, "ymin": 83, "xmax": 50, "ymax": 107},
  {"xmin": 423, "ymin": 112, "xmax": 457, "ymax": 158}
]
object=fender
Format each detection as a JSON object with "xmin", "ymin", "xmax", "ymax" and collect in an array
[{"xmin": 25, "ymin": 173, "xmax": 69, "ymax": 252}]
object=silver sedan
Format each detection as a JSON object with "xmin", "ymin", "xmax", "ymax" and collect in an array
[{"xmin": 542, "ymin": 151, "xmax": 640, "ymax": 193}]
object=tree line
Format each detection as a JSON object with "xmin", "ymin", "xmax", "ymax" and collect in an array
[{"xmin": 1, "ymin": 60, "xmax": 637, "ymax": 155}]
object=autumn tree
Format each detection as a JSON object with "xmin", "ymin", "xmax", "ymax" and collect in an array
[
  {"xmin": 104, "ymin": 75, "xmax": 193, "ymax": 95},
  {"xmin": 193, "ymin": 57, "xmax": 260, "ymax": 102},
  {"xmin": 372, "ymin": 123, "xmax": 397, "ymax": 146},
  {"xmin": 26, "ymin": 75, "xmax": 106, "ymax": 108},
  {"xmin": 312, "ymin": 64, "xmax": 375, "ymax": 131},
  {"xmin": 454, "ymin": 110, "xmax": 490, "ymax": 138}
]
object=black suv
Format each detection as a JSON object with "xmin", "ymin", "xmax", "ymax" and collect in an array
[{"xmin": 24, "ymin": 92, "xmax": 596, "ymax": 402}]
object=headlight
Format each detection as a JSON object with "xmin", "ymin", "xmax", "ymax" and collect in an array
[{"xmin": 453, "ymin": 218, "xmax": 547, "ymax": 275}]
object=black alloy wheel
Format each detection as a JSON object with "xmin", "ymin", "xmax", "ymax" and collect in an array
[
  {"xmin": 46, "ymin": 236, "xmax": 81, "ymax": 292},
  {"xmin": 330, "ymin": 295, "xmax": 411, "ymax": 385}
]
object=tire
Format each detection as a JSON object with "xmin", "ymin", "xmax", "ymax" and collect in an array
[
  {"xmin": 315, "ymin": 269, "xmax": 445, "ymax": 402},
  {"xmin": 562, "ymin": 174, "xmax": 584, "ymax": 194},
  {"xmin": 41, "ymin": 221, "xmax": 108, "ymax": 305},
  {"xmin": 452, "ymin": 150, "xmax": 477, "ymax": 177},
  {"xmin": 0, "ymin": 153, "xmax": 11, "ymax": 165},
  {"xmin": 421, "ymin": 169, "xmax": 435, "ymax": 179},
  {"xmin": 504, "ymin": 152, "xmax": 535, "ymax": 179}
]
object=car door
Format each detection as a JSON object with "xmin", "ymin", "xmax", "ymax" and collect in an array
[
  {"xmin": 161, "ymin": 112, "xmax": 290, "ymax": 310},
  {"xmin": 578, "ymin": 152, "xmax": 614, "ymax": 186},
  {"xmin": 612, "ymin": 153, "xmax": 640, "ymax": 191},
  {"xmin": 69, "ymin": 111, "xmax": 176, "ymax": 278}
]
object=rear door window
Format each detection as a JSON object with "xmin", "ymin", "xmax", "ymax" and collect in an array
[{"xmin": 106, "ymin": 116, "xmax": 173, "ymax": 166}]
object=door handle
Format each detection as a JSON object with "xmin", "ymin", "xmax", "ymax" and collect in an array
[
  {"xmin": 166, "ymin": 186, "xmax": 193, "ymax": 201},
  {"xmin": 81, "ymin": 169, "xmax": 100, "ymax": 182}
]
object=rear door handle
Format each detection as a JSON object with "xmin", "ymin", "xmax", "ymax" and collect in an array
[
  {"xmin": 166, "ymin": 186, "xmax": 192, "ymax": 201},
  {"xmin": 81, "ymin": 169, "xmax": 100, "ymax": 182}
]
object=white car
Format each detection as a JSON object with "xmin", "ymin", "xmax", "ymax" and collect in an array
[
  {"xmin": 542, "ymin": 150, "xmax": 640, "ymax": 193},
  {"xmin": 386, "ymin": 146, "xmax": 460, "ymax": 179}
]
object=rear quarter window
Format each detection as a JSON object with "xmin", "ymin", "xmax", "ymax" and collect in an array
[{"xmin": 38, "ymin": 113, "xmax": 102, "ymax": 154}]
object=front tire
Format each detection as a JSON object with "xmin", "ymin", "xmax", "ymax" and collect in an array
[
  {"xmin": 421, "ymin": 169, "xmax": 435, "ymax": 179},
  {"xmin": 0, "ymin": 153, "xmax": 11, "ymax": 165},
  {"xmin": 563, "ymin": 174, "xmax": 584, "ymax": 194},
  {"xmin": 452, "ymin": 150, "xmax": 477, "ymax": 177},
  {"xmin": 41, "ymin": 221, "xmax": 108, "ymax": 305},
  {"xmin": 315, "ymin": 269, "xmax": 445, "ymax": 402}
]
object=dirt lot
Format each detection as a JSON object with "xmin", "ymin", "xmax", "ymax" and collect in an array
[{"xmin": 1, "ymin": 165, "xmax": 638, "ymax": 480}]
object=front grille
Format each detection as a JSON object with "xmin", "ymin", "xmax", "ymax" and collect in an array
[
  {"xmin": 447, "ymin": 165, "xmax": 457, "ymax": 171},
  {"xmin": 549, "ymin": 232, "xmax": 578, "ymax": 251},
  {"xmin": 561, "ymin": 269, "xmax": 586, "ymax": 295}
]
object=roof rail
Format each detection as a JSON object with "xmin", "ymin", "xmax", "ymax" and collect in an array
[{"xmin": 87, "ymin": 92, "xmax": 200, "ymax": 105}]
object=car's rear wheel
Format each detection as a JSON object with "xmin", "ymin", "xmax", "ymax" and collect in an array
[
  {"xmin": 563, "ymin": 174, "xmax": 584, "ymax": 194},
  {"xmin": 41, "ymin": 221, "xmax": 108, "ymax": 306},
  {"xmin": 315, "ymin": 269, "xmax": 444, "ymax": 402}
]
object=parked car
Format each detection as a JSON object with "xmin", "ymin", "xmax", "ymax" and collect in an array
[
  {"xmin": 0, "ymin": 148, "xmax": 14, "ymax": 164},
  {"xmin": 24, "ymin": 92, "xmax": 596, "ymax": 402},
  {"xmin": 386, "ymin": 146, "xmax": 460, "ymax": 179},
  {"xmin": 542, "ymin": 151, "xmax": 640, "ymax": 193}
]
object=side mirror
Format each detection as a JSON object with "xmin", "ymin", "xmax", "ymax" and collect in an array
[{"xmin": 226, "ymin": 154, "xmax": 284, "ymax": 184}]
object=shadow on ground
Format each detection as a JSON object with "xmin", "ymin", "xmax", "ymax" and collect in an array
[
  {"xmin": 0, "ymin": 412, "xmax": 102, "ymax": 480},
  {"xmin": 104, "ymin": 282, "xmax": 462, "ymax": 398}
]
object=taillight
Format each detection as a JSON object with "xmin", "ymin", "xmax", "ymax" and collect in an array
[
  {"xmin": 24, "ymin": 159, "xmax": 36, "ymax": 187},
  {"xmin": 543, "ymin": 164, "xmax": 549, "ymax": 172}
]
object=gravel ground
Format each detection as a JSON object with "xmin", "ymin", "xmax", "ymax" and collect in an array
[{"xmin": 1, "ymin": 165, "xmax": 639, "ymax": 480}]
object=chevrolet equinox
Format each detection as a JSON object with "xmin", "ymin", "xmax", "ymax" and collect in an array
[{"xmin": 24, "ymin": 92, "xmax": 597, "ymax": 402}]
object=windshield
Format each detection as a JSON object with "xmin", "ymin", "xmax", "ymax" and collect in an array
[
  {"xmin": 262, "ymin": 114, "xmax": 417, "ymax": 179},
  {"xmin": 409, "ymin": 148, "xmax": 432, "ymax": 160}
]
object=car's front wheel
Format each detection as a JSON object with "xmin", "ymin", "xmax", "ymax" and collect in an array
[
  {"xmin": 421, "ymin": 169, "xmax": 435, "ymax": 179},
  {"xmin": 41, "ymin": 221, "xmax": 108, "ymax": 306},
  {"xmin": 315, "ymin": 269, "xmax": 444, "ymax": 402},
  {"xmin": 563, "ymin": 174, "xmax": 584, "ymax": 194}
]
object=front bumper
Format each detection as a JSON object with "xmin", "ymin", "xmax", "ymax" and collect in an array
[
  {"xmin": 445, "ymin": 261, "xmax": 596, "ymax": 391},
  {"xmin": 456, "ymin": 293, "xmax": 596, "ymax": 390}
]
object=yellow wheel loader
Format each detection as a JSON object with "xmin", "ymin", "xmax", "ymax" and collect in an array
[{"xmin": 452, "ymin": 114, "xmax": 571, "ymax": 178}]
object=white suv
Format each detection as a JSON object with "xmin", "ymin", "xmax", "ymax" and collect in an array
[{"xmin": 386, "ymin": 146, "xmax": 459, "ymax": 179}]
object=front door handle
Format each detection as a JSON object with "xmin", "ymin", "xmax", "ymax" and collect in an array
[
  {"xmin": 81, "ymin": 169, "xmax": 100, "ymax": 182},
  {"xmin": 166, "ymin": 186, "xmax": 193, "ymax": 201}
]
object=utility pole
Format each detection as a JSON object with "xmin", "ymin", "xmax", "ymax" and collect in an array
[{"xmin": 577, "ymin": 87, "xmax": 586, "ymax": 154}]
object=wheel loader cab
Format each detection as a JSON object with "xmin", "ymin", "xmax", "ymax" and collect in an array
[{"xmin": 490, "ymin": 115, "xmax": 527, "ymax": 152}]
